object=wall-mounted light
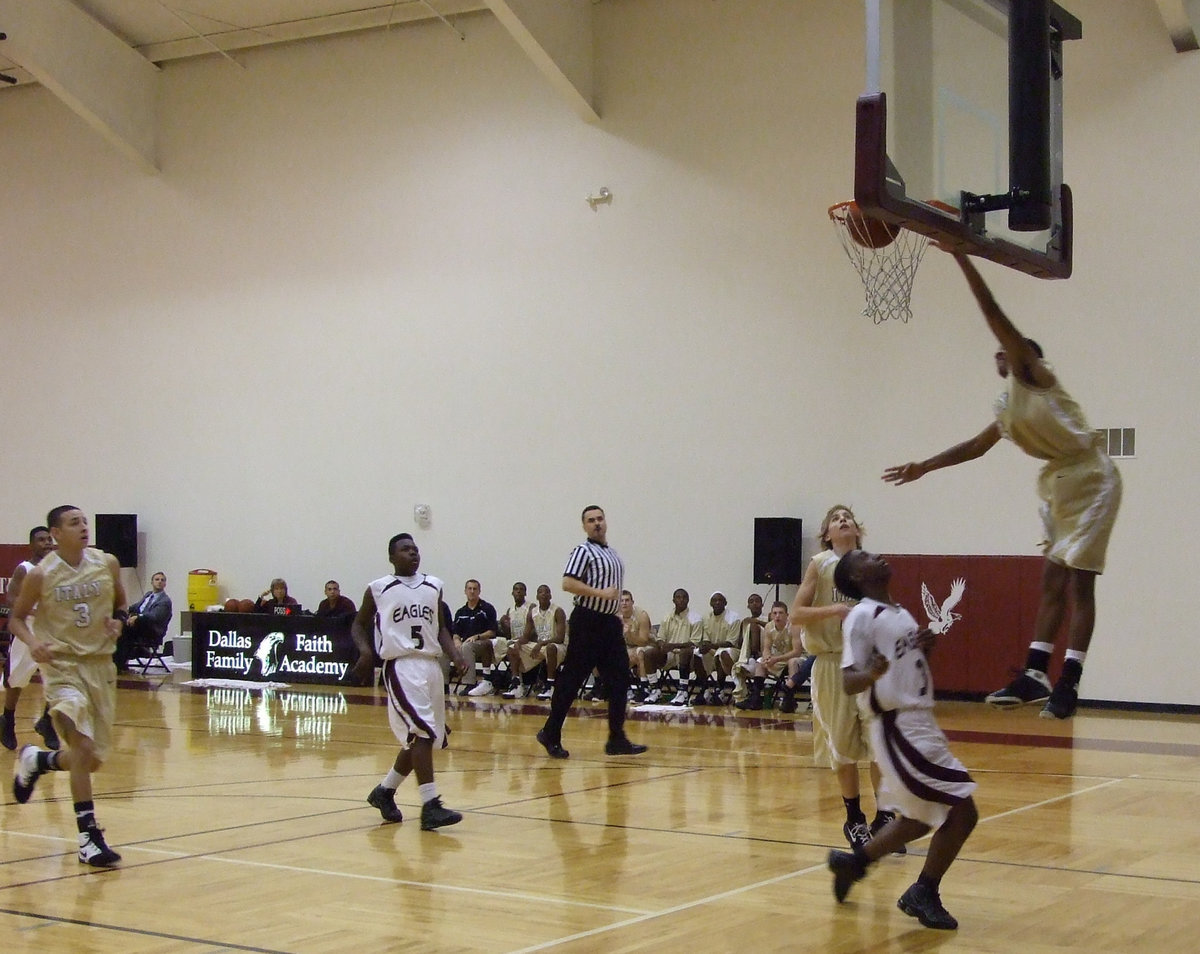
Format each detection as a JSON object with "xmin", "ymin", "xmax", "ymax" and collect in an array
[
  {"xmin": 586, "ymin": 187, "xmax": 612, "ymax": 211},
  {"xmin": 0, "ymin": 30, "xmax": 15, "ymax": 83}
]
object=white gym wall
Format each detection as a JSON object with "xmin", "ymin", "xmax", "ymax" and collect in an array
[{"xmin": 0, "ymin": 1, "xmax": 1195, "ymax": 704}]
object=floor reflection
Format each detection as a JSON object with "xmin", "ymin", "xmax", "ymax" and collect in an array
[{"xmin": 202, "ymin": 685, "xmax": 347, "ymax": 745}]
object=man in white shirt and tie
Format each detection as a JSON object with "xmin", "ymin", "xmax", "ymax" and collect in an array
[{"xmin": 114, "ymin": 572, "xmax": 173, "ymax": 672}]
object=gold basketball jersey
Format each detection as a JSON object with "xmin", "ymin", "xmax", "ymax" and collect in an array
[
  {"xmin": 35, "ymin": 548, "xmax": 117, "ymax": 656},
  {"xmin": 531, "ymin": 603, "xmax": 560, "ymax": 641},
  {"xmin": 995, "ymin": 371, "xmax": 1099, "ymax": 462},
  {"xmin": 801, "ymin": 550, "xmax": 853, "ymax": 655}
]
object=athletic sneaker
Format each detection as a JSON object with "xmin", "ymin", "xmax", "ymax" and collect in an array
[
  {"xmin": 1, "ymin": 713, "xmax": 15, "ymax": 751},
  {"xmin": 12, "ymin": 744, "xmax": 42, "ymax": 804},
  {"xmin": 843, "ymin": 819, "xmax": 872, "ymax": 851},
  {"xmin": 78, "ymin": 827, "xmax": 121, "ymax": 867},
  {"xmin": 703, "ymin": 689, "xmax": 723, "ymax": 707},
  {"xmin": 870, "ymin": 810, "xmax": 907, "ymax": 855},
  {"xmin": 1040, "ymin": 678, "xmax": 1079, "ymax": 720},
  {"xmin": 456, "ymin": 684, "xmax": 474, "ymax": 696},
  {"xmin": 669, "ymin": 690, "xmax": 689, "ymax": 706},
  {"xmin": 367, "ymin": 784, "xmax": 404, "ymax": 823},
  {"xmin": 644, "ymin": 687, "xmax": 662, "ymax": 704},
  {"xmin": 897, "ymin": 881, "xmax": 958, "ymax": 930},
  {"xmin": 828, "ymin": 849, "xmax": 867, "ymax": 903},
  {"xmin": 420, "ymin": 797, "xmax": 463, "ymax": 831},
  {"xmin": 467, "ymin": 679, "xmax": 495, "ymax": 697},
  {"xmin": 502, "ymin": 684, "xmax": 530, "ymax": 700},
  {"xmin": 536, "ymin": 685, "xmax": 554, "ymax": 700},
  {"xmin": 985, "ymin": 669, "xmax": 1051, "ymax": 708},
  {"xmin": 34, "ymin": 710, "xmax": 60, "ymax": 751}
]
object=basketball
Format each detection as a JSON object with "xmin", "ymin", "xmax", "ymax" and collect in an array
[
  {"xmin": 224, "ymin": 598, "xmax": 239, "ymax": 612},
  {"xmin": 238, "ymin": 598, "xmax": 256, "ymax": 613},
  {"xmin": 845, "ymin": 205, "xmax": 899, "ymax": 249}
]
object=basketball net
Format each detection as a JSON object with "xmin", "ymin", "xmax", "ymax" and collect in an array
[{"xmin": 829, "ymin": 201, "xmax": 930, "ymax": 324}]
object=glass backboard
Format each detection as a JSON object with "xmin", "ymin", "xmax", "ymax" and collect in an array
[{"xmin": 855, "ymin": 0, "xmax": 1081, "ymax": 279}]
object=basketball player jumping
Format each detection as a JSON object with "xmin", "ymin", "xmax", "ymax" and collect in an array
[
  {"xmin": 352, "ymin": 532, "xmax": 466, "ymax": 831},
  {"xmin": 883, "ymin": 252, "xmax": 1121, "ymax": 719},
  {"xmin": 9, "ymin": 506, "xmax": 129, "ymax": 867},
  {"xmin": 3, "ymin": 525, "xmax": 60, "ymax": 752}
]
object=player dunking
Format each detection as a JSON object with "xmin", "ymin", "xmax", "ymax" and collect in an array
[
  {"xmin": 352, "ymin": 532, "xmax": 466, "ymax": 831},
  {"xmin": 9, "ymin": 506, "xmax": 129, "ymax": 867},
  {"xmin": 884, "ymin": 252, "xmax": 1121, "ymax": 719},
  {"xmin": 827, "ymin": 549, "xmax": 978, "ymax": 931},
  {"xmin": 3, "ymin": 526, "xmax": 60, "ymax": 752}
]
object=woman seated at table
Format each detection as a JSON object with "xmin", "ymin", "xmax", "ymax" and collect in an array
[{"xmin": 256, "ymin": 578, "xmax": 302, "ymax": 616}]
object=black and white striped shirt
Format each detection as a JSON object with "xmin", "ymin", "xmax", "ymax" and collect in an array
[{"xmin": 563, "ymin": 539, "xmax": 624, "ymax": 615}]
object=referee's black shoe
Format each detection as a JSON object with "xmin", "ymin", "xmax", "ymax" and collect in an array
[
  {"xmin": 604, "ymin": 736, "xmax": 647, "ymax": 756},
  {"xmin": 536, "ymin": 729, "xmax": 570, "ymax": 760}
]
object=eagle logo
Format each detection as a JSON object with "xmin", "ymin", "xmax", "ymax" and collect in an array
[
  {"xmin": 254, "ymin": 632, "xmax": 285, "ymax": 676},
  {"xmin": 920, "ymin": 578, "xmax": 966, "ymax": 634}
]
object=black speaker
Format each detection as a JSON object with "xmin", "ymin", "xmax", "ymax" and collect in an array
[
  {"xmin": 753, "ymin": 517, "xmax": 803, "ymax": 585},
  {"xmin": 95, "ymin": 513, "xmax": 138, "ymax": 568}
]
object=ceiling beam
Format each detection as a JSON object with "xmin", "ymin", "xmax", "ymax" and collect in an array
[
  {"xmin": 1155, "ymin": 0, "xmax": 1200, "ymax": 52},
  {"xmin": 0, "ymin": 0, "xmax": 159, "ymax": 172},
  {"xmin": 133, "ymin": 2, "xmax": 489, "ymax": 64},
  {"xmin": 484, "ymin": 0, "xmax": 597, "ymax": 121}
]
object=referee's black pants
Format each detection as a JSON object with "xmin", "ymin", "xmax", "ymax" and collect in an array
[{"xmin": 543, "ymin": 606, "xmax": 630, "ymax": 742}]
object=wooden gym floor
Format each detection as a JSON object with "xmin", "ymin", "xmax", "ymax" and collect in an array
[{"xmin": 3, "ymin": 673, "xmax": 1200, "ymax": 953}]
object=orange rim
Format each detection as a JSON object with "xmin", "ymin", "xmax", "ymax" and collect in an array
[{"xmin": 827, "ymin": 200, "xmax": 859, "ymax": 221}]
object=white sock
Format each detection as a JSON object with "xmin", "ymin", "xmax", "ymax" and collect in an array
[
  {"xmin": 1065, "ymin": 649, "xmax": 1087, "ymax": 663},
  {"xmin": 383, "ymin": 769, "xmax": 404, "ymax": 789},
  {"xmin": 418, "ymin": 782, "xmax": 438, "ymax": 803}
]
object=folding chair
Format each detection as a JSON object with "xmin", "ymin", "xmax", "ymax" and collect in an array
[{"xmin": 136, "ymin": 635, "xmax": 172, "ymax": 675}]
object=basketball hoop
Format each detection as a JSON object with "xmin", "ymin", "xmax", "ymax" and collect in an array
[{"xmin": 828, "ymin": 201, "xmax": 931, "ymax": 323}]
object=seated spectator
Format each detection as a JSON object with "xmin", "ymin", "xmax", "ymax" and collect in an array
[
  {"xmin": 504, "ymin": 584, "xmax": 566, "ymax": 699},
  {"xmin": 491, "ymin": 581, "xmax": 530, "ymax": 694},
  {"xmin": 115, "ymin": 571, "xmax": 173, "ymax": 672},
  {"xmin": 730, "ymin": 593, "xmax": 767, "ymax": 705},
  {"xmin": 256, "ymin": 578, "xmax": 301, "ymax": 615},
  {"xmin": 736, "ymin": 600, "xmax": 798, "ymax": 710},
  {"xmin": 620, "ymin": 591, "xmax": 658, "ymax": 702},
  {"xmin": 452, "ymin": 579, "xmax": 500, "ymax": 695},
  {"xmin": 699, "ymin": 591, "xmax": 742, "ymax": 705},
  {"xmin": 315, "ymin": 580, "xmax": 357, "ymax": 621},
  {"xmin": 658, "ymin": 588, "xmax": 703, "ymax": 706},
  {"xmin": 761, "ymin": 602, "xmax": 814, "ymax": 713}
]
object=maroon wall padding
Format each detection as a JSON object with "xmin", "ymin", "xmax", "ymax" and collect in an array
[{"xmin": 883, "ymin": 554, "xmax": 1064, "ymax": 695}]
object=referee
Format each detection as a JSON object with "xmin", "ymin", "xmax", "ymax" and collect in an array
[{"xmin": 536, "ymin": 506, "xmax": 648, "ymax": 759}]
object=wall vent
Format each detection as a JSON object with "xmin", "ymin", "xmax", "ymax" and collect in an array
[{"xmin": 1095, "ymin": 427, "xmax": 1136, "ymax": 458}]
